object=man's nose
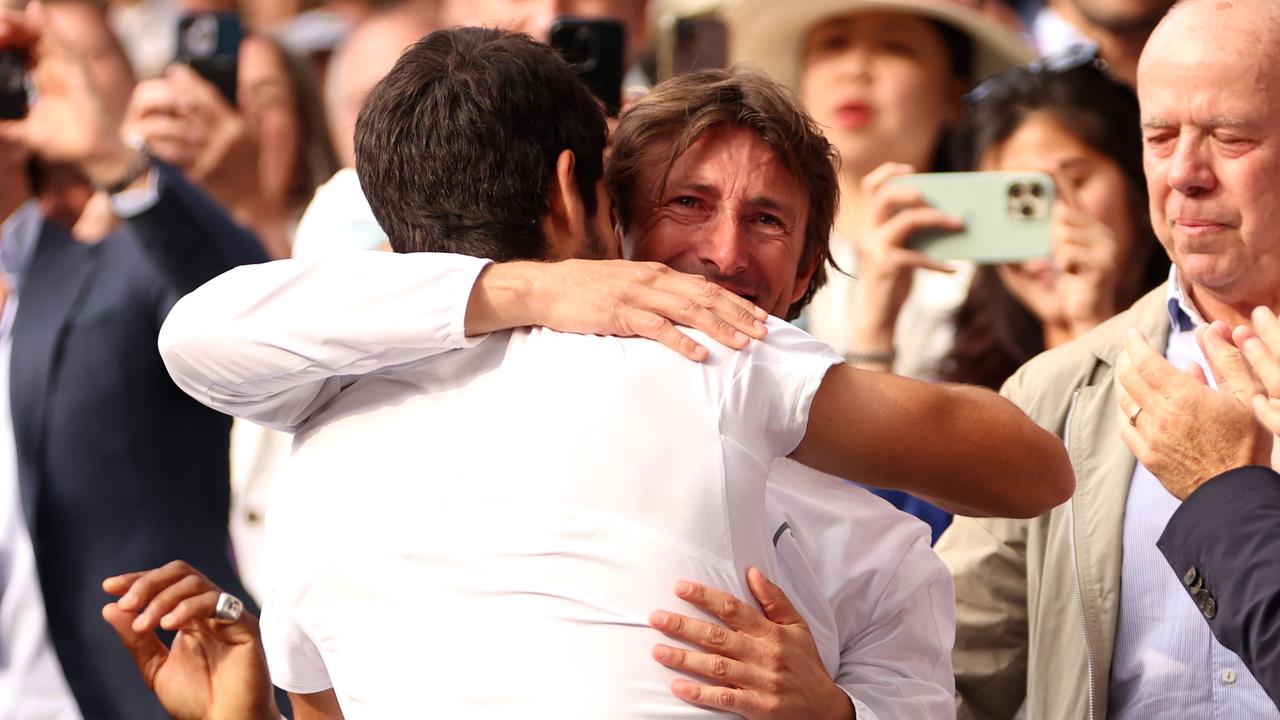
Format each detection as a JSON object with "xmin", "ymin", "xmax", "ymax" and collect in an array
[
  {"xmin": 1167, "ymin": 136, "xmax": 1217, "ymax": 198},
  {"xmin": 697, "ymin": 215, "xmax": 750, "ymax": 276}
]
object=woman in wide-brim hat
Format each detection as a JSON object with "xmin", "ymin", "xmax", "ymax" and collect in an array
[
  {"xmin": 725, "ymin": 0, "xmax": 1034, "ymax": 541},
  {"xmin": 726, "ymin": 0, "xmax": 1034, "ymax": 373}
]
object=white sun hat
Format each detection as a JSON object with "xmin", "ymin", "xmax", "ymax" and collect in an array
[{"xmin": 723, "ymin": 0, "xmax": 1036, "ymax": 90}]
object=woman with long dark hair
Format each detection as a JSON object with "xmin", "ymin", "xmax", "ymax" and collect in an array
[{"xmin": 940, "ymin": 48, "xmax": 1169, "ymax": 389}]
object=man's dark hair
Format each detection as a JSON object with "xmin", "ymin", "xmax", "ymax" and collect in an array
[
  {"xmin": 607, "ymin": 67, "xmax": 839, "ymax": 320},
  {"xmin": 355, "ymin": 27, "xmax": 607, "ymax": 261}
]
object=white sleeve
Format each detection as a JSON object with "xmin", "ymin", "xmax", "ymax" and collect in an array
[
  {"xmin": 260, "ymin": 598, "xmax": 333, "ymax": 695},
  {"xmin": 717, "ymin": 319, "xmax": 842, "ymax": 462},
  {"xmin": 158, "ymin": 251, "xmax": 492, "ymax": 432},
  {"xmin": 834, "ymin": 526, "xmax": 957, "ymax": 720}
]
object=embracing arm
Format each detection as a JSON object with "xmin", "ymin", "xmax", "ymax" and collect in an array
[
  {"xmin": 158, "ymin": 252, "xmax": 493, "ymax": 430},
  {"xmin": 790, "ymin": 365, "xmax": 1074, "ymax": 518},
  {"xmin": 160, "ymin": 253, "xmax": 766, "ymax": 431}
]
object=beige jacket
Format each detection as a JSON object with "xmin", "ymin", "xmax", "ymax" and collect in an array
[{"xmin": 935, "ymin": 287, "xmax": 1171, "ymax": 720}]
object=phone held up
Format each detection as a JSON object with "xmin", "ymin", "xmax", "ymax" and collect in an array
[
  {"xmin": 0, "ymin": 48, "xmax": 28, "ymax": 120},
  {"xmin": 549, "ymin": 16, "xmax": 624, "ymax": 117},
  {"xmin": 175, "ymin": 12, "xmax": 243, "ymax": 107},
  {"xmin": 885, "ymin": 171, "xmax": 1056, "ymax": 263}
]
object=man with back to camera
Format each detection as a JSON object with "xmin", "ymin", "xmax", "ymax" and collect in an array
[
  {"xmin": 938, "ymin": 0, "xmax": 1280, "ymax": 717},
  {"xmin": 158, "ymin": 28, "xmax": 1071, "ymax": 720}
]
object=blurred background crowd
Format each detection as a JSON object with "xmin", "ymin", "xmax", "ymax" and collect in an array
[{"xmin": 0, "ymin": 0, "xmax": 1194, "ymax": 716}]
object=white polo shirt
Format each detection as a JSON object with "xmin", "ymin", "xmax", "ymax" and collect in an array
[{"xmin": 262, "ymin": 322, "xmax": 836, "ymax": 717}]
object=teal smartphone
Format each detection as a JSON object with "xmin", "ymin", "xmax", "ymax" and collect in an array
[{"xmin": 885, "ymin": 171, "xmax": 1055, "ymax": 263}]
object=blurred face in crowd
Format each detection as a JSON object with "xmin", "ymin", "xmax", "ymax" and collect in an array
[
  {"xmin": 439, "ymin": 0, "xmax": 648, "ymax": 64},
  {"xmin": 1137, "ymin": 0, "xmax": 1280, "ymax": 307},
  {"xmin": 624, "ymin": 125, "xmax": 813, "ymax": 316},
  {"xmin": 46, "ymin": 1, "xmax": 136, "ymax": 126},
  {"xmin": 1062, "ymin": 0, "xmax": 1175, "ymax": 32},
  {"xmin": 799, "ymin": 12, "xmax": 963, "ymax": 179},
  {"xmin": 983, "ymin": 113, "xmax": 1139, "ymax": 322},
  {"xmin": 238, "ymin": 37, "xmax": 301, "ymax": 211}
]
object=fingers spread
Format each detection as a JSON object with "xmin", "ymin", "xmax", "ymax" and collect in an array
[
  {"xmin": 652, "ymin": 644, "xmax": 761, "ymax": 688},
  {"xmin": 674, "ymin": 580, "xmax": 770, "ymax": 636},
  {"xmin": 649, "ymin": 611, "xmax": 745, "ymax": 658},
  {"xmin": 669, "ymin": 678, "xmax": 757, "ymax": 715},
  {"xmin": 745, "ymin": 567, "xmax": 802, "ymax": 626},
  {"xmin": 622, "ymin": 309, "xmax": 708, "ymax": 362}
]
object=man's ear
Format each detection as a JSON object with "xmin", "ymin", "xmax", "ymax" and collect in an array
[{"xmin": 540, "ymin": 149, "xmax": 588, "ymax": 260}]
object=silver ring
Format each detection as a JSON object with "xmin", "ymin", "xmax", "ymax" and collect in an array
[
  {"xmin": 213, "ymin": 592, "xmax": 243, "ymax": 623},
  {"xmin": 1128, "ymin": 406, "xmax": 1143, "ymax": 426}
]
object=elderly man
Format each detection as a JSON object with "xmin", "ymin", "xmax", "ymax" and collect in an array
[
  {"xmin": 938, "ymin": 0, "xmax": 1280, "ymax": 717},
  {"xmin": 158, "ymin": 30, "xmax": 1070, "ymax": 720}
]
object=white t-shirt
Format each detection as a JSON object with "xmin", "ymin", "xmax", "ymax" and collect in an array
[
  {"xmin": 767, "ymin": 460, "xmax": 957, "ymax": 719},
  {"xmin": 258, "ymin": 319, "xmax": 839, "ymax": 717}
]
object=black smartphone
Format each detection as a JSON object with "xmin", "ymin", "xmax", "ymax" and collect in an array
[
  {"xmin": 0, "ymin": 49, "xmax": 28, "ymax": 120},
  {"xmin": 175, "ymin": 12, "xmax": 242, "ymax": 107},
  {"xmin": 549, "ymin": 16, "xmax": 624, "ymax": 116}
]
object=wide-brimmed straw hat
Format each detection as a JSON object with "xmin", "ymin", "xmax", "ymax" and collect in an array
[{"xmin": 723, "ymin": 0, "xmax": 1036, "ymax": 90}]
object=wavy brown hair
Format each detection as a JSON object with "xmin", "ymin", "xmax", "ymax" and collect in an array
[{"xmin": 607, "ymin": 67, "xmax": 840, "ymax": 320}]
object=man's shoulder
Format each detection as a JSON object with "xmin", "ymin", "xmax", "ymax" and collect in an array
[{"xmin": 1003, "ymin": 288, "xmax": 1167, "ymax": 418}]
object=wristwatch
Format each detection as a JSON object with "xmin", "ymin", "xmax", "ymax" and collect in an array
[{"xmin": 92, "ymin": 135, "xmax": 152, "ymax": 195}]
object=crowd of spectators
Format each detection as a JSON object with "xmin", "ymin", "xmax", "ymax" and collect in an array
[{"xmin": 2, "ymin": 0, "xmax": 1280, "ymax": 718}]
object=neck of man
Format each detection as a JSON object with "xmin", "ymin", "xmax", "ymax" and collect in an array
[
  {"xmin": 1049, "ymin": 0, "xmax": 1159, "ymax": 87},
  {"xmin": 1186, "ymin": 276, "xmax": 1280, "ymax": 329}
]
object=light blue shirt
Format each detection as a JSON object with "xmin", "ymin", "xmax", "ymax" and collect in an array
[{"xmin": 1108, "ymin": 268, "xmax": 1278, "ymax": 719}]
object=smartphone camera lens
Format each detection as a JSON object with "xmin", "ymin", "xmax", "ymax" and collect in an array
[{"xmin": 1029, "ymin": 183, "xmax": 1045, "ymax": 199}]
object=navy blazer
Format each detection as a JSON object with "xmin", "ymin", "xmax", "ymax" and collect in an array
[
  {"xmin": 1158, "ymin": 466, "xmax": 1280, "ymax": 711},
  {"xmin": 9, "ymin": 164, "xmax": 268, "ymax": 719}
]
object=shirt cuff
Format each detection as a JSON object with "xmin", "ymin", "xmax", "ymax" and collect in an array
[
  {"xmin": 108, "ymin": 167, "xmax": 161, "ymax": 218},
  {"xmin": 841, "ymin": 687, "xmax": 877, "ymax": 720},
  {"xmin": 437, "ymin": 253, "xmax": 495, "ymax": 348}
]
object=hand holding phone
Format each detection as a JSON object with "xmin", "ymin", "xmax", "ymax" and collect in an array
[
  {"xmin": 175, "ymin": 12, "xmax": 241, "ymax": 107},
  {"xmin": 885, "ymin": 171, "xmax": 1056, "ymax": 263}
]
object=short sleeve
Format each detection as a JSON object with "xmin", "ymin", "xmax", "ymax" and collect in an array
[
  {"xmin": 718, "ymin": 319, "xmax": 842, "ymax": 463},
  {"xmin": 259, "ymin": 597, "xmax": 333, "ymax": 694}
]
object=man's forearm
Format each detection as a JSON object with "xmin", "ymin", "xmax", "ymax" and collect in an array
[
  {"xmin": 159, "ymin": 252, "xmax": 491, "ymax": 430},
  {"xmin": 794, "ymin": 366, "xmax": 1075, "ymax": 518}
]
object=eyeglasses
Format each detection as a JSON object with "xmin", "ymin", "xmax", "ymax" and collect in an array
[{"xmin": 966, "ymin": 43, "xmax": 1113, "ymax": 104}]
